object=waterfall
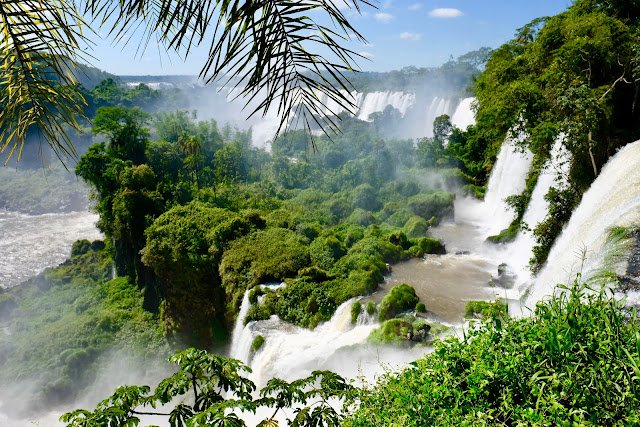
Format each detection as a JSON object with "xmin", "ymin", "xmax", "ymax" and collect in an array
[
  {"xmin": 507, "ymin": 138, "xmax": 572, "ymax": 276},
  {"xmin": 356, "ymin": 309, "xmax": 377, "ymax": 326},
  {"xmin": 357, "ymin": 91, "xmax": 416, "ymax": 121},
  {"xmin": 450, "ymin": 97, "xmax": 475, "ymax": 131},
  {"xmin": 229, "ymin": 290, "xmax": 253, "ymax": 364},
  {"xmin": 472, "ymin": 136, "xmax": 533, "ymax": 237},
  {"xmin": 418, "ymin": 96, "xmax": 457, "ymax": 137},
  {"xmin": 524, "ymin": 140, "xmax": 640, "ymax": 308},
  {"xmin": 229, "ymin": 296, "xmax": 383, "ymax": 387}
]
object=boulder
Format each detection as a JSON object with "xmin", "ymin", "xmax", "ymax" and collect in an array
[{"xmin": 490, "ymin": 263, "xmax": 516, "ymax": 289}]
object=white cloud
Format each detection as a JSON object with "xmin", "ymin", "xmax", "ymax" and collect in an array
[
  {"xmin": 408, "ymin": 3, "xmax": 422, "ymax": 11},
  {"xmin": 374, "ymin": 12, "xmax": 394, "ymax": 23},
  {"xmin": 382, "ymin": 0, "xmax": 394, "ymax": 8},
  {"xmin": 359, "ymin": 51, "xmax": 375, "ymax": 59},
  {"xmin": 399, "ymin": 32, "xmax": 422, "ymax": 41},
  {"xmin": 429, "ymin": 8, "xmax": 463, "ymax": 18}
]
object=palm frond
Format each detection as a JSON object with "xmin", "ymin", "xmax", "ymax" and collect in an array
[
  {"xmin": 87, "ymin": 0, "xmax": 374, "ymax": 146},
  {"xmin": 0, "ymin": 0, "xmax": 89, "ymax": 163},
  {"xmin": 0, "ymin": 0, "xmax": 372, "ymax": 161}
]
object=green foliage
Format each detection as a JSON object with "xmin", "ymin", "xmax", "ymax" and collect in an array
[
  {"xmin": 70, "ymin": 239, "xmax": 92, "ymax": 257},
  {"xmin": 141, "ymin": 202, "xmax": 249, "ymax": 345},
  {"xmin": 378, "ymin": 284, "xmax": 420, "ymax": 321},
  {"xmin": 368, "ymin": 315, "xmax": 432, "ymax": 344},
  {"xmin": 346, "ymin": 283, "xmax": 640, "ymax": 426},
  {"xmin": 530, "ymin": 186, "xmax": 580, "ymax": 271},
  {"xmin": 250, "ymin": 335, "xmax": 266, "ymax": 355},
  {"xmin": 0, "ymin": 246, "xmax": 169, "ymax": 409},
  {"xmin": 351, "ymin": 301, "xmax": 362, "ymax": 324},
  {"xmin": 415, "ymin": 302, "xmax": 426, "ymax": 313},
  {"xmin": 464, "ymin": 299, "xmax": 508, "ymax": 319},
  {"xmin": 407, "ymin": 237, "xmax": 446, "ymax": 257},
  {"xmin": 366, "ymin": 301, "xmax": 376, "ymax": 316},
  {"xmin": 220, "ymin": 228, "xmax": 310, "ymax": 314},
  {"xmin": 407, "ymin": 192, "xmax": 455, "ymax": 223},
  {"xmin": 403, "ymin": 215, "xmax": 429, "ymax": 238},
  {"xmin": 62, "ymin": 348, "xmax": 353, "ymax": 427}
]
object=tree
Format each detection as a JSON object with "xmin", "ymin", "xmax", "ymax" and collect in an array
[
  {"xmin": 0, "ymin": 0, "xmax": 373, "ymax": 162},
  {"xmin": 61, "ymin": 348, "xmax": 353, "ymax": 427}
]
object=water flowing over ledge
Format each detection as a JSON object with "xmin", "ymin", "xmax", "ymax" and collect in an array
[{"xmin": 524, "ymin": 140, "xmax": 640, "ymax": 308}]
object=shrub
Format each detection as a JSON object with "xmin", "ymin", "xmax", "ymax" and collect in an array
[
  {"xmin": 368, "ymin": 318, "xmax": 412, "ymax": 343},
  {"xmin": 366, "ymin": 301, "xmax": 376, "ymax": 315},
  {"xmin": 347, "ymin": 208, "xmax": 376, "ymax": 226},
  {"xmin": 464, "ymin": 299, "xmax": 508, "ymax": 319},
  {"xmin": 378, "ymin": 284, "xmax": 420, "ymax": 321},
  {"xmin": 407, "ymin": 192, "xmax": 455, "ymax": 223},
  {"xmin": 347, "ymin": 283, "xmax": 640, "ymax": 426},
  {"xmin": 250, "ymin": 335, "xmax": 265, "ymax": 355},
  {"xmin": 309, "ymin": 236, "xmax": 345, "ymax": 270},
  {"xmin": 415, "ymin": 302, "xmax": 426, "ymax": 313},
  {"xmin": 408, "ymin": 237, "xmax": 446, "ymax": 257},
  {"xmin": 351, "ymin": 301, "xmax": 362, "ymax": 324},
  {"xmin": 220, "ymin": 228, "xmax": 310, "ymax": 306},
  {"xmin": 71, "ymin": 239, "xmax": 92, "ymax": 257},
  {"xmin": 404, "ymin": 216, "xmax": 429, "ymax": 238}
]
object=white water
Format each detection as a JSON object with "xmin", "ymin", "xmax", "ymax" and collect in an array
[
  {"xmin": 450, "ymin": 97, "xmax": 475, "ymax": 131},
  {"xmin": 0, "ymin": 210, "xmax": 101, "ymax": 288},
  {"xmin": 459, "ymin": 135, "xmax": 533, "ymax": 238},
  {"xmin": 506, "ymin": 138, "xmax": 572, "ymax": 283},
  {"xmin": 356, "ymin": 91, "xmax": 416, "ymax": 121},
  {"xmin": 524, "ymin": 140, "xmax": 640, "ymax": 308},
  {"xmin": 229, "ymin": 292, "xmax": 425, "ymax": 388}
]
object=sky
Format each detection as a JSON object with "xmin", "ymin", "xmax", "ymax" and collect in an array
[{"xmin": 88, "ymin": 1, "xmax": 573, "ymax": 76}]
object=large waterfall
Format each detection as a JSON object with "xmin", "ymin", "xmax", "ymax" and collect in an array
[
  {"xmin": 356, "ymin": 91, "xmax": 416, "ymax": 121},
  {"xmin": 245, "ymin": 91, "xmax": 466, "ymax": 146},
  {"xmin": 506, "ymin": 138, "xmax": 572, "ymax": 278},
  {"xmin": 450, "ymin": 97, "xmax": 475, "ymax": 131},
  {"xmin": 458, "ymin": 136, "xmax": 533, "ymax": 238},
  {"xmin": 524, "ymin": 140, "xmax": 640, "ymax": 307}
]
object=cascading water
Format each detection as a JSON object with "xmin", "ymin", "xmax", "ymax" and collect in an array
[
  {"xmin": 524, "ymin": 140, "xmax": 640, "ymax": 308},
  {"xmin": 357, "ymin": 91, "xmax": 416, "ymax": 121},
  {"xmin": 470, "ymin": 136, "xmax": 533, "ymax": 237},
  {"xmin": 229, "ymin": 295, "xmax": 384, "ymax": 387},
  {"xmin": 506, "ymin": 138, "xmax": 572, "ymax": 278},
  {"xmin": 450, "ymin": 97, "xmax": 475, "ymax": 131},
  {"xmin": 419, "ymin": 96, "xmax": 456, "ymax": 137},
  {"xmin": 229, "ymin": 290, "xmax": 253, "ymax": 364}
]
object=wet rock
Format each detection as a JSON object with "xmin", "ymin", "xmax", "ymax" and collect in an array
[
  {"xmin": 619, "ymin": 232, "xmax": 640, "ymax": 292},
  {"xmin": 490, "ymin": 263, "xmax": 517, "ymax": 289}
]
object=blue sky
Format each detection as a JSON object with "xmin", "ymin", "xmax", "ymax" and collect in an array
[{"xmin": 89, "ymin": 1, "xmax": 572, "ymax": 75}]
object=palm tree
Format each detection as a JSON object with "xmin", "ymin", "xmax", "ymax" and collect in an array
[{"xmin": 0, "ymin": 0, "xmax": 373, "ymax": 162}]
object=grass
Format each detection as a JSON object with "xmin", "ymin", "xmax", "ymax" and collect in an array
[{"xmin": 345, "ymin": 282, "xmax": 640, "ymax": 426}]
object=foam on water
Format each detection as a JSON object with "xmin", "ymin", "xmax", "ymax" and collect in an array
[{"xmin": 0, "ymin": 210, "xmax": 101, "ymax": 288}]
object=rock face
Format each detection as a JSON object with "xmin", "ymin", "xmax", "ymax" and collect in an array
[
  {"xmin": 408, "ymin": 323, "xmax": 431, "ymax": 342},
  {"xmin": 490, "ymin": 263, "xmax": 517, "ymax": 289},
  {"xmin": 619, "ymin": 232, "xmax": 640, "ymax": 292}
]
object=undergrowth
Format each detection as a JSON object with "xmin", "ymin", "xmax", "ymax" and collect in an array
[{"xmin": 346, "ymin": 282, "xmax": 640, "ymax": 426}]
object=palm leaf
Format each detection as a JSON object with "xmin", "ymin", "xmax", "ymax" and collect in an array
[{"xmin": 0, "ymin": 0, "xmax": 90, "ymax": 163}]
